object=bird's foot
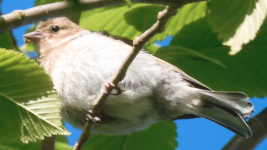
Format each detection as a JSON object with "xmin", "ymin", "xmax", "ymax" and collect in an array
[
  {"xmin": 86, "ymin": 110, "xmax": 101, "ymax": 123},
  {"xmin": 86, "ymin": 110, "xmax": 114, "ymax": 123},
  {"xmin": 102, "ymin": 81, "xmax": 115, "ymax": 94},
  {"xmin": 102, "ymin": 81, "xmax": 123, "ymax": 95}
]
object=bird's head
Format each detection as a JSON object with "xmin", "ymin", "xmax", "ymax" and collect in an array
[{"xmin": 23, "ymin": 17, "xmax": 84, "ymax": 56}]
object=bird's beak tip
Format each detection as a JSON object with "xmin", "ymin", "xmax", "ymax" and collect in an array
[{"xmin": 23, "ymin": 31, "xmax": 44, "ymax": 43}]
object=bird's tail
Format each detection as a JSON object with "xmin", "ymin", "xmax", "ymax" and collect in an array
[{"xmin": 188, "ymin": 90, "xmax": 254, "ymax": 138}]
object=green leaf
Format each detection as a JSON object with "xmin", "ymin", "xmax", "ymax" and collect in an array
[
  {"xmin": 170, "ymin": 18, "xmax": 223, "ymax": 50},
  {"xmin": 160, "ymin": 18, "xmax": 267, "ymax": 97},
  {"xmin": 83, "ymin": 121, "xmax": 177, "ymax": 150},
  {"xmin": 149, "ymin": 1, "xmax": 207, "ymax": 44},
  {"xmin": 206, "ymin": 0, "xmax": 267, "ymax": 55},
  {"xmin": 56, "ymin": 135, "xmax": 69, "ymax": 144},
  {"xmin": 124, "ymin": 0, "xmax": 133, "ymax": 7},
  {"xmin": 55, "ymin": 128, "xmax": 72, "ymax": 149},
  {"xmin": 0, "ymin": 140, "xmax": 72, "ymax": 150},
  {"xmin": 20, "ymin": 43, "xmax": 36, "ymax": 53},
  {"xmin": 156, "ymin": 46, "xmax": 224, "ymax": 67},
  {"xmin": 0, "ymin": 48, "xmax": 69, "ymax": 143},
  {"xmin": 0, "ymin": 142, "xmax": 40, "ymax": 150},
  {"xmin": 55, "ymin": 141, "xmax": 72, "ymax": 150},
  {"xmin": 80, "ymin": 4, "xmax": 147, "ymax": 40},
  {"xmin": 80, "ymin": 2, "xmax": 206, "ymax": 43},
  {"xmin": 0, "ymin": 32, "xmax": 15, "ymax": 50},
  {"xmin": 143, "ymin": 43, "xmax": 160, "ymax": 54},
  {"xmin": 124, "ymin": 5, "xmax": 164, "ymax": 32}
]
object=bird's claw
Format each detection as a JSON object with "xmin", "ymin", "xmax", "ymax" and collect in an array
[
  {"xmin": 102, "ymin": 81, "xmax": 115, "ymax": 94},
  {"xmin": 86, "ymin": 110, "xmax": 101, "ymax": 123}
]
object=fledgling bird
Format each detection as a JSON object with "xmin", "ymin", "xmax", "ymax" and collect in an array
[{"xmin": 24, "ymin": 17, "xmax": 254, "ymax": 138}]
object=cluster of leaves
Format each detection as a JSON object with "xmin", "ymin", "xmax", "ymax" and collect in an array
[{"xmin": 0, "ymin": 0, "xmax": 267, "ymax": 149}]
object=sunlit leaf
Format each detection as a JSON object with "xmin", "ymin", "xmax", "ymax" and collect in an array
[
  {"xmin": 207, "ymin": 0, "xmax": 267, "ymax": 54},
  {"xmin": 149, "ymin": 1, "xmax": 207, "ymax": 44},
  {"xmin": 80, "ymin": 2, "xmax": 207, "ymax": 44},
  {"xmin": 80, "ymin": 4, "xmax": 145, "ymax": 40}
]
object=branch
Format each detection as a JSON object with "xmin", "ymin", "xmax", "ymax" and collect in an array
[
  {"xmin": 0, "ymin": 0, "xmax": 205, "ymax": 33},
  {"xmin": 72, "ymin": 3, "xmax": 184, "ymax": 150},
  {"xmin": 41, "ymin": 135, "xmax": 56, "ymax": 150},
  {"xmin": 222, "ymin": 108, "xmax": 267, "ymax": 150}
]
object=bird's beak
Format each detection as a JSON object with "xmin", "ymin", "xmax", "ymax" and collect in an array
[{"xmin": 23, "ymin": 31, "xmax": 44, "ymax": 43}]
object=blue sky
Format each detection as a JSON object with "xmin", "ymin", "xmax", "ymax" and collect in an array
[{"xmin": 2, "ymin": 0, "xmax": 267, "ymax": 149}]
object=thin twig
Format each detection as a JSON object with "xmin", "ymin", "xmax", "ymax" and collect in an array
[
  {"xmin": 222, "ymin": 108, "xmax": 267, "ymax": 150},
  {"xmin": 9, "ymin": 30, "xmax": 20, "ymax": 51},
  {"xmin": 41, "ymin": 135, "xmax": 56, "ymax": 150},
  {"xmin": 0, "ymin": 0, "xmax": 205, "ymax": 33},
  {"xmin": 72, "ymin": 3, "xmax": 184, "ymax": 150}
]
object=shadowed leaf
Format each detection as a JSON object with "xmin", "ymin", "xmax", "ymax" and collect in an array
[
  {"xmin": 161, "ymin": 18, "xmax": 267, "ymax": 97},
  {"xmin": 83, "ymin": 121, "xmax": 177, "ymax": 150}
]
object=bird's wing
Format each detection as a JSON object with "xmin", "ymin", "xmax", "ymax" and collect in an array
[{"xmin": 154, "ymin": 57, "xmax": 212, "ymax": 91}]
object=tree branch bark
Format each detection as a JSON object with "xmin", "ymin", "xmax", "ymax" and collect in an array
[
  {"xmin": 41, "ymin": 135, "xmax": 56, "ymax": 150},
  {"xmin": 222, "ymin": 108, "xmax": 267, "ymax": 150},
  {"xmin": 0, "ymin": 0, "xmax": 205, "ymax": 33},
  {"xmin": 72, "ymin": 2, "xmax": 185, "ymax": 150}
]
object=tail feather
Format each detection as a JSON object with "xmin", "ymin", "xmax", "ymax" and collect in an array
[
  {"xmin": 190, "ymin": 102, "xmax": 252, "ymax": 138},
  {"xmin": 200, "ymin": 91, "xmax": 254, "ymax": 118},
  {"xmin": 187, "ymin": 90, "xmax": 254, "ymax": 138}
]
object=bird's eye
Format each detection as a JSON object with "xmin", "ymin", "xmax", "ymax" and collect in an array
[{"xmin": 51, "ymin": 26, "xmax": 60, "ymax": 32}]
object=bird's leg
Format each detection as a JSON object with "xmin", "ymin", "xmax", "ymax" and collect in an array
[{"xmin": 86, "ymin": 81, "xmax": 121, "ymax": 123}]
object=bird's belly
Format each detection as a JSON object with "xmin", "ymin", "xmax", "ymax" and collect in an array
[
  {"xmin": 60, "ymin": 90, "xmax": 161, "ymax": 135},
  {"xmin": 93, "ymin": 96, "xmax": 160, "ymax": 134}
]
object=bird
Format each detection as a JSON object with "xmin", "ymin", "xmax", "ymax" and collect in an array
[{"xmin": 24, "ymin": 17, "xmax": 254, "ymax": 138}]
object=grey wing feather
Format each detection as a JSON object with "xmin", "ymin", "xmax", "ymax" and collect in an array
[{"xmin": 154, "ymin": 57, "xmax": 212, "ymax": 91}]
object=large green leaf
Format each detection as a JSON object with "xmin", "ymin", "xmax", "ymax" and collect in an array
[
  {"xmin": 83, "ymin": 121, "xmax": 177, "ymax": 150},
  {"xmin": 156, "ymin": 18, "xmax": 267, "ymax": 97},
  {"xmin": 156, "ymin": 46, "xmax": 224, "ymax": 67},
  {"xmin": 207, "ymin": 0, "xmax": 267, "ymax": 55},
  {"xmin": 149, "ymin": 1, "xmax": 207, "ymax": 43},
  {"xmin": 80, "ymin": 2, "xmax": 207, "ymax": 43},
  {"xmin": 0, "ymin": 49, "xmax": 70, "ymax": 143},
  {"xmin": 124, "ymin": 5, "xmax": 164, "ymax": 32},
  {"xmin": 80, "ymin": 4, "xmax": 146, "ymax": 40}
]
